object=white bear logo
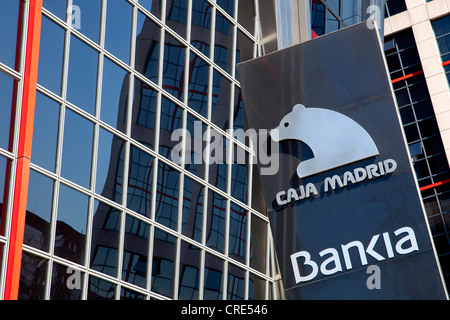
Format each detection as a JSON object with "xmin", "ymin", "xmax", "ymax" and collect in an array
[{"xmin": 271, "ymin": 104, "xmax": 379, "ymax": 178}]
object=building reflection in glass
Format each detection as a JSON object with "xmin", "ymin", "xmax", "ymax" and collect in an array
[
  {"xmin": 21, "ymin": 0, "xmax": 263, "ymax": 300},
  {"xmin": 90, "ymin": 0, "xmax": 258, "ymax": 300}
]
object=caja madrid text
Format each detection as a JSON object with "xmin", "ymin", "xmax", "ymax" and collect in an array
[{"xmin": 276, "ymin": 159, "xmax": 397, "ymax": 206}]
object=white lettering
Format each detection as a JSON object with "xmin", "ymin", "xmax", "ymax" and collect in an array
[
  {"xmin": 343, "ymin": 171, "xmax": 356, "ymax": 185},
  {"xmin": 365, "ymin": 234, "xmax": 385, "ymax": 261},
  {"xmin": 324, "ymin": 175, "xmax": 343, "ymax": 192},
  {"xmin": 276, "ymin": 191, "xmax": 287, "ymax": 206},
  {"xmin": 394, "ymin": 226, "xmax": 419, "ymax": 254},
  {"xmin": 275, "ymin": 184, "xmax": 318, "ymax": 206},
  {"xmin": 290, "ymin": 251, "xmax": 319, "ymax": 283},
  {"xmin": 181, "ymin": 304, "xmax": 215, "ymax": 318},
  {"xmin": 319, "ymin": 248, "xmax": 342, "ymax": 275},
  {"xmin": 366, "ymin": 164, "xmax": 380, "ymax": 179},
  {"xmin": 384, "ymin": 158, "xmax": 397, "ymax": 174},
  {"xmin": 276, "ymin": 159, "xmax": 398, "ymax": 207},
  {"xmin": 287, "ymin": 188, "xmax": 299, "ymax": 203},
  {"xmin": 354, "ymin": 167, "xmax": 367, "ymax": 182},
  {"xmin": 341, "ymin": 240, "xmax": 367, "ymax": 269},
  {"xmin": 306, "ymin": 183, "xmax": 319, "ymax": 198}
]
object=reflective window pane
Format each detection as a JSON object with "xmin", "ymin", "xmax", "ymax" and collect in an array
[
  {"xmin": 230, "ymin": 162, "xmax": 247, "ymax": 204},
  {"xmin": 25, "ymin": 170, "xmax": 54, "ymax": 252},
  {"xmin": 191, "ymin": 0, "xmax": 212, "ymax": 57},
  {"xmin": 178, "ymin": 241, "xmax": 201, "ymax": 299},
  {"xmin": 311, "ymin": 1, "xmax": 325, "ymax": 36},
  {"xmin": 0, "ymin": 0, "xmax": 22, "ymax": 70},
  {"xmin": 162, "ymin": 32, "xmax": 186, "ymax": 100},
  {"xmin": 229, "ymin": 202, "xmax": 247, "ymax": 263},
  {"xmin": 0, "ymin": 71, "xmax": 15, "ymax": 151},
  {"xmin": 88, "ymin": 275, "xmax": 116, "ymax": 300},
  {"xmin": 43, "ymin": 0, "xmax": 67, "ymax": 21},
  {"xmin": 127, "ymin": 145, "xmax": 154, "ymax": 217},
  {"xmin": 72, "ymin": 0, "xmax": 101, "ymax": 43},
  {"xmin": 217, "ymin": 0, "xmax": 234, "ymax": 17},
  {"xmin": 38, "ymin": 16, "xmax": 65, "ymax": 95},
  {"xmin": 188, "ymin": 52, "xmax": 209, "ymax": 118},
  {"xmin": 139, "ymin": 0, "xmax": 162, "ymax": 19},
  {"xmin": 105, "ymin": 0, "xmax": 132, "ymax": 64},
  {"xmin": 327, "ymin": 0, "xmax": 340, "ymax": 14},
  {"xmin": 101, "ymin": 57, "xmax": 129, "ymax": 131},
  {"xmin": 211, "ymin": 68, "xmax": 231, "ymax": 129},
  {"xmin": 326, "ymin": 9, "xmax": 339, "ymax": 33},
  {"xmin": 227, "ymin": 263, "xmax": 245, "ymax": 300},
  {"xmin": 122, "ymin": 214, "xmax": 149, "ymax": 288},
  {"xmin": 96, "ymin": 128, "xmax": 124, "ymax": 204},
  {"xmin": 214, "ymin": 11, "xmax": 232, "ymax": 73},
  {"xmin": 18, "ymin": 252, "xmax": 47, "ymax": 300},
  {"xmin": 120, "ymin": 287, "xmax": 146, "ymax": 300},
  {"xmin": 50, "ymin": 262, "xmax": 83, "ymax": 300},
  {"xmin": 91, "ymin": 200, "xmax": 120, "ymax": 277},
  {"xmin": 233, "ymin": 87, "xmax": 244, "ymax": 131},
  {"xmin": 248, "ymin": 272, "xmax": 265, "ymax": 300},
  {"xmin": 132, "ymin": 77, "xmax": 157, "ymax": 148},
  {"xmin": 55, "ymin": 183, "xmax": 88, "ymax": 264},
  {"xmin": 182, "ymin": 175, "xmax": 203, "ymax": 243},
  {"xmin": 0, "ymin": 155, "xmax": 10, "ymax": 236},
  {"xmin": 185, "ymin": 114, "xmax": 206, "ymax": 179},
  {"xmin": 208, "ymin": 128, "xmax": 228, "ymax": 193},
  {"xmin": 206, "ymin": 190, "xmax": 226, "ymax": 253},
  {"xmin": 67, "ymin": 35, "xmax": 98, "ymax": 115},
  {"xmin": 155, "ymin": 161, "xmax": 180, "ymax": 230},
  {"xmin": 159, "ymin": 96, "xmax": 183, "ymax": 159},
  {"xmin": 166, "ymin": 0, "xmax": 188, "ymax": 39},
  {"xmin": 136, "ymin": 12, "xmax": 161, "ymax": 80},
  {"xmin": 204, "ymin": 252, "xmax": 223, "ymax": 300},
  {"xmin": 90, "ymin": 245, "xmax": 118, "ymax": 278},
  {"xmin": 152, "ymin": 227, "xmax": 176, "ymax": 298},
  {"xmin": 236, "ymin": 29, "xmax": 254, "ymax": 74},
  {"xmin": 250, "ymin": 214, "xmax": 267, "ymax": 273},
  {"xmin": 31, "ymin": 92, "xmax": 60, "ymax": 172},
  {"xmin": 61, "ymin": 109, "xmax": 94, "ymax": 189}
]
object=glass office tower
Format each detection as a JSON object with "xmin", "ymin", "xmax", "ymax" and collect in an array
[{"xmin": 2, "ymin": 0, "xmax": 279, "ymax": 300}]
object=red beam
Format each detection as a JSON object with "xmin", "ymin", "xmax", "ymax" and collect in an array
[
  {"xmin": 391, "ymin": 60, "xmax": 450, "ymax": 84},
  {"xmin": 420, "ymin": 179, "xmax": 450, "ymax": 192},
  {"xmin": 391, "ymin": 70, "xmax": 424, "ymax": 84}
]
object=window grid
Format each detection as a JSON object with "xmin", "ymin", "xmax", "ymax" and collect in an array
[
  {"xmin": 20, "ymin": 0, "xmax": 275, "ymax": 300},
  {"xmin": 385, "ymin": 30, "xmax": 449, "ymax": 189}
]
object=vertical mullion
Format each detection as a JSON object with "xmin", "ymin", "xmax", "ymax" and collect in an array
[{"xmin": 86, "ymin": 0, "xmax": 103, "ymax": 296}]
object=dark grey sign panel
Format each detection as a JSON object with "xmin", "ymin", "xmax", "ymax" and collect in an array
[{"xmin": 237, "ymin": 23, "xmax": 448, "ymax": 300}]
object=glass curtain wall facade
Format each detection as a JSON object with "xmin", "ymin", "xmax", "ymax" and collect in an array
[{"xmin": 384, "ymin": 12, "xmax": 450, "ymax": 290}]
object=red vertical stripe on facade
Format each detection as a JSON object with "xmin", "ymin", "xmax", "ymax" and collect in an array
[{"xmin": 4, "ymin": 0, "xmax": 43, "ymax": 300}]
